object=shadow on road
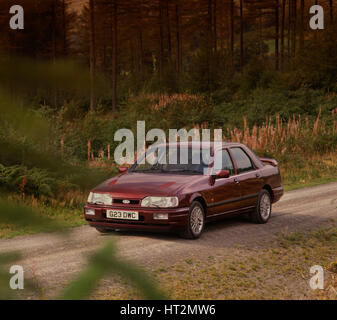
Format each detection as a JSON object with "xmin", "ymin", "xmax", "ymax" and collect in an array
[{"xmin": 97, "ymin": 210, "xmax": 336, "ymax": 250}]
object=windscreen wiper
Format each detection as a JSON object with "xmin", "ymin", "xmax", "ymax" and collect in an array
[{"xmin": 169, "ymin": 169, "xmax": 202, "ymax": 174}]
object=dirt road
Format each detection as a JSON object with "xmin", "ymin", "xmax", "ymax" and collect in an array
[{"xmin": 0, "ymin": 182, "xmax": 336, "ymax": 298}]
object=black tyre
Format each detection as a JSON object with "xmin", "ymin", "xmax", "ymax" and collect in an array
[
  {"xmin": 180, "ymin": 201, "xmax": 205, "ymax": 239},
  {"xmin": 250, "ymin": 189, "xmax": 272, "ymax": 224}
]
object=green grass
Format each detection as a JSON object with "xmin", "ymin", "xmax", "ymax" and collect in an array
[
  {"xmin": 0, "ymin": 208, "xmax": 86, "ymax": 239},
  {"xmin": 0, "ymin": 197, "xmax": 86, "ymax": 239},
  {"xmin": 280, "ymin": 153, "xmax": 337, "ymax": 191},
  {"xmin": 284, "ymin": 177, "xmax": 337, "ymax": 192}
]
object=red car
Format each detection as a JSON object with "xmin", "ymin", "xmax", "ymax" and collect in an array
[{"xmin": 84, "ymin": 142, "xmax": 283, "ymax": 239}]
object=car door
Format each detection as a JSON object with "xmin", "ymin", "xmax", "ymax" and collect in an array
[
  {"xmin": 229, "ymin": 147, "xmax": 264, "ymax": 209},
  {"xmin": 207, "ymin": 148, "xmax": 242, "ymax": 217}
]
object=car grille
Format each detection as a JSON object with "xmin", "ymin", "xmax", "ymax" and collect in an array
[{"xmin": 112, "ymin": 199, "xmax": 140, "ymax": 205}]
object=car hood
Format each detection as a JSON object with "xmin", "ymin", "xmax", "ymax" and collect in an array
[{"xmin": 92, "ymin": 172, "xmax": 205, "ymax": 198}]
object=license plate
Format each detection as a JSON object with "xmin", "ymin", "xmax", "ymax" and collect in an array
[{"xmin": 106, "ymin": 210, "xmax": 139, "ymax": 220}]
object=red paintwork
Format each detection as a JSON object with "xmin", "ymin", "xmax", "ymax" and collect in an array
[
  {"xmin": 216, "ymin": 170, "xmax": 230, "ymax": 179},
  {"xmin": 260, "ymin": 157, "xmax": 278, "ymax": 167},
  {"xmin": 84, "ymin": 142, "xmax": 283, "ymax": 234},
  {"xmin": 118, "ymin": 166, "xmax": 128, "ymax": 174}
]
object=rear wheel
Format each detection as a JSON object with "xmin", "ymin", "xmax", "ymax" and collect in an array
[
  {"xmin": 180, "ymin": 201, "xmax": 205, "ymax": 239},
  {"xmin": 250, "ymin": 189, "xmax": 272, "ymax": 224}
]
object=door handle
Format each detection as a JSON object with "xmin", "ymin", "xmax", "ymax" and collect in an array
[
  {"xmin": 234, "ymin": 178, "xmax": 239, "ymax": 184},
  {"xmin": 256, "ymin": 173, "xmax": 261, "ymax": 178}
]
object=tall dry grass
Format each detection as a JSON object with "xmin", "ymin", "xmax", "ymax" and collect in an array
[
  {"xmin": 223, "ymin": 108, "xmax": 337, "ymax": 158},
  {"xmin": 198, "ymin": 108, "xmax": 337, "ymax": 188}
]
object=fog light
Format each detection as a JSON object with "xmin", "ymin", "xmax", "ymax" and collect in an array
[
  {"xmin": 153, "ymin": 213, "xmax": 168, "ymax": 220},
  {"xmin": 85, "ymin": 208, "xmax": 95, "ymax": 216}
]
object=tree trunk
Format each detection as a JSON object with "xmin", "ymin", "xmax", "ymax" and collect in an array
[
  {"xmin": 229, "ymin": 0, "xmax": 234, "ymax": 66},
  {"xmin": 175, "ymin": 2, "xmax": 182, "ymax": 75},
  {"xmin": 52, "ymin": 0, "xmax": 57, "ymax": 108},
  {"xmin": 287, "ymin": 0, "xmax": 291, "ymax": 61},
  {"xmin": 299, "ymin": 0, "xmax": 304, "ymax": 51},
  {"xmin": 219, "ymin": 0, "xmax": 224, "ymax": 51},
  {"xmin": 138, "ymin": 0, "xmax": 144, "ymax": 79},
  {"xmin": 88, "ymin": 140, "xmax": 91, "ymax": 161},
  {"xmin": 130, "ymin": 40, "xmax": 135, "ymax": 73},
  {"xmin": 240, "ymin": 0, "xmax": 244, "ymax": 71},
  {"xmin": 62, "ymin": 0, "xmax": 67, "ymax": 56},
  {"xmin": 51, "ymin": 0, "xmax": 57, "ymax": 64},
  {"xmin": 292, "ymin": 0, "xmax": 296, "ymax": 58},
  {"xmin": 314, "ymin": 0, "xmax": 318, "ymax": 41},
  {"xmin": 259, "ymin": 10, "xmax": 263, "ymax": 58},
  {"xmin": 159, "ymin": 0, "xmax": 164, "ymax": 82},
  {"xmin": 207, "ymin": 0, "xmax": 213, "ymax": 88},
  {"xmin": 213, "ymin": 0, "xmax": 217, "ymax": 51},
  {"xmin": 111, "ymin": 0, "xmax": 118, "ymax": 115},
  {"xmin": 89, "ymin": 0, "xmax": 96, "ymax": 112},
  {"xmin": 166, "ymin": 0, "xmax": 172, "ymax": 62},
  {"xmin": 275, "ymin": 0, "xmax": 279, "ymax": 70},
  {"xmin": 280, "ymin": 0, "xmax": 286, "ymax": 70}
]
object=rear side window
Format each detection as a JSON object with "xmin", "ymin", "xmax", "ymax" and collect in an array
[{"xmin": 230, "ymin": 148, "xmax": 254, "ymax": 173}]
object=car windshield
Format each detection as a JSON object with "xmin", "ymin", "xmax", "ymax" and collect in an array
[{"xmin": 130, "ymin": 146, "xmax": 211, "ymax": 175}]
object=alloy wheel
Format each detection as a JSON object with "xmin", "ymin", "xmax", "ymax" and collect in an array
[
  {"xmin": 260, "ymin": 193, "xmax": 271, "ymax": 220},
  {"xmin": 190, "ymin": 205, "xmax": 204, "ymax": 235}
]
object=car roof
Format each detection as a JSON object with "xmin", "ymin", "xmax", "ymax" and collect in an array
[{"xmin": 154, "ymin": 141, "xmax": 244, "ymax": 150}]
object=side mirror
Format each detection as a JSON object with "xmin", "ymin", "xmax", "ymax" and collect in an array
[
  {"xmin": 118, "ymin": 166, "xmax": 128, "ymax": 174},
  {"xmin": 215, "ymin": 170, "xmax": 230, "ymax": 179}
]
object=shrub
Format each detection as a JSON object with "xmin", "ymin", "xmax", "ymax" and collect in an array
[{"xmin": 0, "ymin": 164, "xmax": 57, "ymax": 197}]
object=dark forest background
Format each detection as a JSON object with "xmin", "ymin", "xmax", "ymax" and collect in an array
[{"xmin": 1, "ymin": 1, "xmax": 337, "ymax": 113}]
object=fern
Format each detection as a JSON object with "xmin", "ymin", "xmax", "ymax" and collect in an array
[{"xmin": 0, "ymin": 164, "xmax": 57, "ymax": 198}]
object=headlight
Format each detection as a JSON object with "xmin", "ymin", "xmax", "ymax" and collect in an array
[
  {"xmin": 141, "ymin": 196, "xmax": 179, "ymax": 208},
  {"xmin": 87, "ymin": 192, "xmax": 112, "ymax": 205}
]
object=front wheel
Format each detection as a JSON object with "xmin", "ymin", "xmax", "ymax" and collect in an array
[
  {"xmin": 250, "ymin": 190, "xmax": 272, "ymax": 224},
  {"xmin": 180, "ymin": 201, "xmax": 205, "ymax": 239}
]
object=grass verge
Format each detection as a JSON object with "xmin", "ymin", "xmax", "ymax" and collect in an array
[
  {"xmin": 0, "ymin": 195, "xmax": 86, "ymax": 239},
  {"xmin": 280, "ymin": 153, "xmax": 337, "ymax": 191}
]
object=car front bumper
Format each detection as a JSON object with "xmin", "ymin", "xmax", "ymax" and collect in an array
[{"xmin": 84, "ymin": 204, "xmax": 189, "ymax": 232}]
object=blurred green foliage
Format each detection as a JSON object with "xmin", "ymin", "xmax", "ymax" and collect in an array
[
  {"xmin": 61, "ymin": 241, "xmax": 166, "ymax": 300},
  {"xmin": 0, "ymin": 59, "xmax": 165, "ymax": 300}
]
